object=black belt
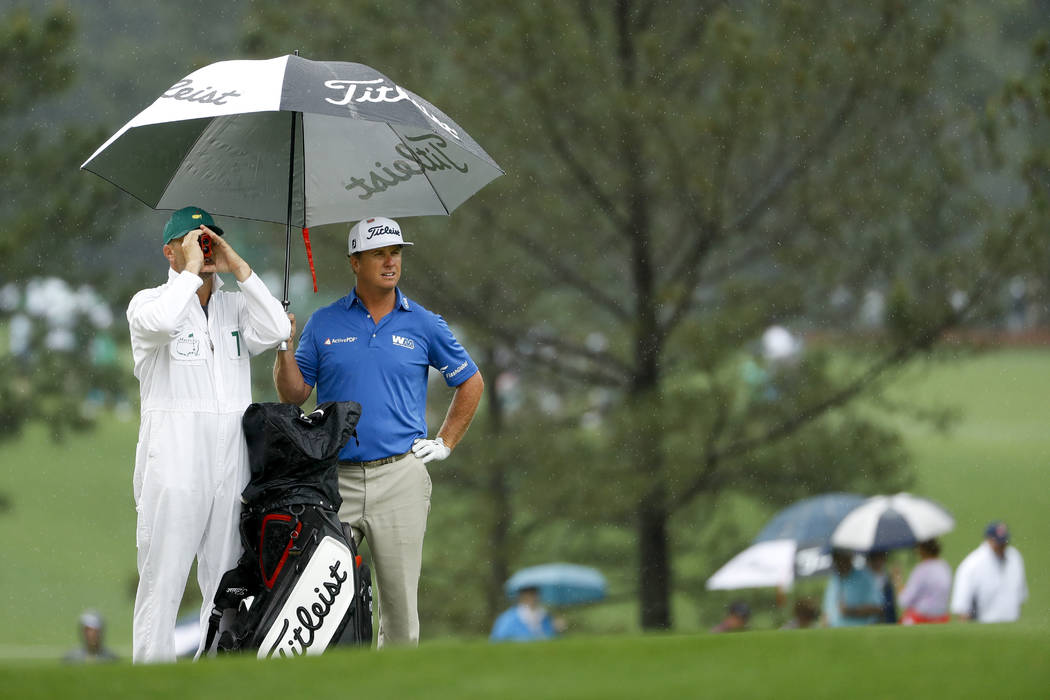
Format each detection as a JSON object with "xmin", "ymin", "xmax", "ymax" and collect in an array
[{"xmin": 338, "ymin": 450, "xmax": 413, "ymax": 468}]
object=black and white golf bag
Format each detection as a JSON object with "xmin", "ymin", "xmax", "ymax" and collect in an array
[{"xmin": 205, "ymin": 401, "xmax": 373, "ymax": 658}]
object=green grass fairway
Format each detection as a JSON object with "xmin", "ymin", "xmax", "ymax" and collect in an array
[
  {"xmin": 0, "ymin": 348, "xmax": 1047, "ymax": 662},
  {"xmin": 1, "ymin": 625, "xmax": 1046, "ymax": 699},
  {"xmin": 0, "ymin": 412, "xmax": 137, "ymax": 657}
]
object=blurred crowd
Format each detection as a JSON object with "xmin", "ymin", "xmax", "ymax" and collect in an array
[{"xmin": 710, "ymin": 520, "xmax": 1027, "ymax": 634}]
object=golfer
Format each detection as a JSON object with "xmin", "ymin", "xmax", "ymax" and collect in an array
[
  {"xmin": 127, "ymin": 206, "xmax": 289, "ymax": 663},
  {"xmin": 274, "ymin": 216, "xmax": 483, "ymax": 646}
]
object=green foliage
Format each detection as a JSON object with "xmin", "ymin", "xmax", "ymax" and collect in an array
[
  {"xmin": 0, "ymin": 277, "xmax": 131, "ymax": 443},
  {"xmin": 0, "ymin": 4, "xmax": 135, "ymax": 443},
  {"xmin": 0, "ymin": 4, "xmax": 74, "ymax": 112},
  {"xmin": 238, "ymin": 0, "xmax": 1050, "ymax": 629}
]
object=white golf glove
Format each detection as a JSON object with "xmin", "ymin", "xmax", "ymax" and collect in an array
[{"xmin": 412, "ymin": 436, "xmax": 451, "ymax": 464}]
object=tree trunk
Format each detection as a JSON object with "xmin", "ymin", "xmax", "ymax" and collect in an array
[
  {"xmin": 482, "ymin": 345, "xmax": 512, "ymax": 624},
  {"xmin": 485, "ymin": 457, "xmax": 511, "ymax": 623},
  {"xmin": 632, "ymin": 358, "xmax": 670, "ymax": 629},
  {"xmin": 638, "ymin": 485, "xmax": 672, "ymax": 629}
]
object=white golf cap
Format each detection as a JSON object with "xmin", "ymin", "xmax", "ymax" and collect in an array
[{"xmin": 347, "ymin": 216, "xmax": 414, "ymax": 254}]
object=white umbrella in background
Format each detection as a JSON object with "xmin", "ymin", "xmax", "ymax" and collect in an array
[
  {"xmin": 830, "ymin": 493, "xmax": 954, "ymax": 552},
  {"xmin": 705, "ymin": 493, "xmax": 867, "ymax": 590},
  {"xmin": 706, "ymin": 539, "xmax": 797, "ymax": 590}
]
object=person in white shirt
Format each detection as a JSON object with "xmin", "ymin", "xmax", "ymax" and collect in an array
[
  {"xmin": 949, "ymin": 521, "xmax": 1028, "ymax": 623},
  {"xmin": 127, "ymin": 206, "xmax": 290, "ymax": 663}
]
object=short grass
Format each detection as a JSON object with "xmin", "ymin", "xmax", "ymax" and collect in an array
[
  {"xmin": 0, "ymin": 348, "xmax": 1047, "ymax": 658},
  {"xmin": 0, "ymin": 624, "xmax": 1046, "ymax": 700},
  {"xmin": 0, "ymin": 412, "xmax": 138, "ymax": 657}
]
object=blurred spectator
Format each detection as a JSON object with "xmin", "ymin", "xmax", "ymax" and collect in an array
[
  {"xmin": 950, "ymin": 521, "xmax": 1028, "ymax": 622},
  {"xmin": 710, "ymin": 600, "xmax": 751, "ymax": 633},
  {"xmin": 823, "ymin": 549, "xmax": 882, "ymax": 627},
  {"xmin": 63, "ymin": 610, "xmax": 117, "ymax": 663},
  {"xmin": 865, "ymin": 551, "xmax": 898, "ymax": 623},
  {"xmin": 781, "ymin": 597, "xmax": 819, "ymax": 629},
  {"xmin": 490, "ymin": 586, "xmax": 558, "ymax": 642},
  {"xmin": 897, "ymin": 539, "xmax": 952, "ymax": 625}
]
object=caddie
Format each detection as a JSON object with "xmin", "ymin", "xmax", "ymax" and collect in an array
[{"xmin": 127, "ymin": 206, "xmax": 290, "ymax": 662}]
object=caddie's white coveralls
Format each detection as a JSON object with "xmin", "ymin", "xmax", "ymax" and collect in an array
[{"xmin": 127, "ymin": 268, "xmax": 289, "ymax": 663}]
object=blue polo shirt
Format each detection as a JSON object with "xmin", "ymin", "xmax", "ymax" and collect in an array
[{"xmin": 296, "ymin": 288, "xmax": 478, "ymax": 462}]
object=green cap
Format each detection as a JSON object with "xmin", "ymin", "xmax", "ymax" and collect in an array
[{"xmin": 163, "ymin": 206, "xmax": 224, "ymax": 244}]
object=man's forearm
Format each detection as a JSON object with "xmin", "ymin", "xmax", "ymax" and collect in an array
[
  {"xmin": 435, "ymin": 371, "xmax": 484, "ymax": 450},
  {"xmin": 273, "ymin": 349, "xmax": 311, "ymax": 405}
]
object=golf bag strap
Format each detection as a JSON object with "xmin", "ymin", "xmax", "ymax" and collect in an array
[{"xmin": 204, "ymin": 609, "xmax": 223, "ymax": 654}]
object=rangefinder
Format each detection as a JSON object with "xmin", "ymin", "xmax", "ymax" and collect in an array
[{"xmin": 199, "ymin": 233, "xmax": 213, "ymax": 260}]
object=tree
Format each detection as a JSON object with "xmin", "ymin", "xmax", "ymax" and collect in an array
[
  {"xmin": 0, "ymin": 5, "xmax": 136, "ymax": 442},
  {"xmin": 241, "ymin": 0, "xmax": 1049, "ymax": 631}
]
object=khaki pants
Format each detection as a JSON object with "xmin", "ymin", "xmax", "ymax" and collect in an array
[{"xmin": 337, "ymin": 452, "xmax": 432, "ymax": 647}]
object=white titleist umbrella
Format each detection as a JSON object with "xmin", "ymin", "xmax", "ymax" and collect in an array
[
  {"xmin": 82, "ymin": 53, "xmax": 503, "ymax": 304},
  {"xmin": 830, "ymin": 493, "xmax": 955, "ymax": 552}
]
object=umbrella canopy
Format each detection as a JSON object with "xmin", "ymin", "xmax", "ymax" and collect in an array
[
  {"xmin": 82, "ymin": 54, "xmax": 503, "ymax": 226},
  {"xmin": 81, "ymin": 54, "xmax": 503, "ymax": 306},
  {"xmin": 753, "ymin": 492, "xmax": 868, "ymax": 548},
  {"xmin": 505, "ymin": 564, "xmax": 607, "ymax": 606},
  {"xmin": 706, "ymin": 539, "xmax": 795, "ymax": 591},
  {"xmin": 830, "ymin": 493, "xmax": 955, "ymax": 552},
  {"xmin": 705, "ymin": 493, "xmax": 867, "ymax": 590}
]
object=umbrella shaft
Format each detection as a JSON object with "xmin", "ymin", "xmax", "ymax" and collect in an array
[{"xmin": 283, "ymin": 111, "xmax": 299, "ymax": 309}]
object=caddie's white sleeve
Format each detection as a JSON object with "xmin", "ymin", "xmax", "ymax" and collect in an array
[
  {"xmin": 236, "ymin": 272, "xmax": 291, "ymax": 355},
  {"xmin": 126, "ymin": 271, "xmax": 203, "ymax": 353}
]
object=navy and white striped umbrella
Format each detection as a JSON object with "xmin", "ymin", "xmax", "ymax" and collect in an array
[
  {"xmin": 81, "ymin": 54, "xmax": 503, "ymax": 304},
  {"xmin": 830, "ymin": 493, "xmax": 955, "ymax": 552}
]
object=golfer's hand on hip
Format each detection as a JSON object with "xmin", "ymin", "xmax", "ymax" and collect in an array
[{"xmin": 412, "ymin": 436, "xmax": 450, "ymax": 464}]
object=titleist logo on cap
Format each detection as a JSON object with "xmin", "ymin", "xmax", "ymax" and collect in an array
[{"xmin": 366, "ymin": 224, "xmax": 399, "ymax": 239}]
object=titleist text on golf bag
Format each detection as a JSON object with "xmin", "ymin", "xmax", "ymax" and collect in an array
[{"xmin": 205, "ymin": 401, "xmax": 373, "ymax": 657}]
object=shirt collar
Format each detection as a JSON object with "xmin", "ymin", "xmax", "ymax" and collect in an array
[{"xmin": 345, "ymin": 287, "xmax": 411, "ymax": 312}]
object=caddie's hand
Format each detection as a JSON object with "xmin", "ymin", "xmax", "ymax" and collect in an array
[
  {"xmin": 412, "ymin": 436, "xmax": 451, "ymax": 464},
  {"xmin": 181, "ymin": 228, "xmax": 204, "ymax": 275},
  {"xmin": 204, "ymin": 226, "xmax": 252, "ymax": 282}
]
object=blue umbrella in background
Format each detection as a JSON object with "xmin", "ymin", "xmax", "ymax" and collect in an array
[
  {"xmin": 707, "ymin": 492, "xmax": 867, "ymax": 590},
  {"xmin": 505, "ymin": 563, "xmax": 607, "ymax": 606},
  {"xmin": 753, "ymin": 492, "xmax": 868, "ymax": 549}
]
